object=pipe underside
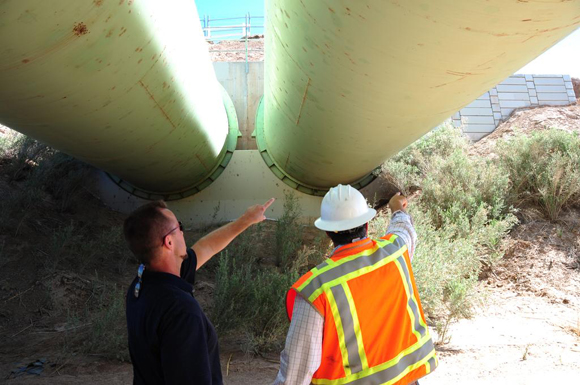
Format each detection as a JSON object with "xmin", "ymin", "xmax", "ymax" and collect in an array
[
  {"xmin": 0, "ymin": 0, "xmax": 579, "ymax": 198},
  {"xmin": 0, "ymin": 0, "xmax": 231, "ymax": 196},
  {"xmin": 263, "ymin": 0, "xmax": 580, "ymax": 190}
]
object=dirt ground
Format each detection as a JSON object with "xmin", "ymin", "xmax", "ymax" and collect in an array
[{"xmin": 468, "ymin": 103, "xmax": 580, "ymax": 158}]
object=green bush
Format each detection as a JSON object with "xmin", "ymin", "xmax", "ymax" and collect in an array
[
  {"xmin": 211, "ymin": 251, "xmax": 297, "ymax": 353},
  {"xmin": 383, "ymin": 124, "xmax": 511, "ymax": 226},
  {"xmin": 409, "ymin": 205, "xmax": 515, "ymax": 341},
  {"xmin": 391, "ymin": 124, "xmax": 470, "ymax": 169},
  {"xmin": 210, "ymin": 193, "xmax": 324, "ymax": 354},
  {"xmin": 497, "ymin": 129, "xmax": 580, "ymax": 220},
  {"xmin": 382, "ymin": 124, "xmax": 517, "ymax": 341}
]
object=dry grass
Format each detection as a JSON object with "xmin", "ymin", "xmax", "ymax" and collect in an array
[{"xmin": 563, "ymin": 320, "xmax": 580, "ymax": 338}]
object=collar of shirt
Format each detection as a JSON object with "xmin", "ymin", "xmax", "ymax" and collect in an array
[
  {"xmin": 140, "ymin": 269, "xmax": 194, "ymax": 294},
  {"xmin": 331, "ymin": 236, "xmax": 372, "ymax": 257}
]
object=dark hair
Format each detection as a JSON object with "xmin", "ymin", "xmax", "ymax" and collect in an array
[
  {"xmin": 326, "ymin": 223, "xmax": 368, "ymax": 247},
  {"xmin": 123, "ymin": 200, "xmax": 171, "ymax": 264}
]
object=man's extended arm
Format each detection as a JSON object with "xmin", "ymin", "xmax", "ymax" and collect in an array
[
  {"xmin": 192, "ymin": 198, "xmax": 275, "ymax": 270},
  {"xmin": 385, "ymin": 193, "xmax": 417, "ymax": 260}
]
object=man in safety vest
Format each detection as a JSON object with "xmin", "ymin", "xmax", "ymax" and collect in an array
[{"xmin": 273, "ymin": 184, "xmax": 437, "ymax": 385}]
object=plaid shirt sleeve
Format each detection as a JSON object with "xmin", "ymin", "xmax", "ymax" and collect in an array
[
  {"xmin": 272, "ymin": 295, "xmax": 323, "ymax": 385},
  {"xmin": 385, "ymin": 210, "xmax": 418, "ymax": 261}
]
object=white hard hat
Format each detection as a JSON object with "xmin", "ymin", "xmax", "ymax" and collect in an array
[{"xmin": 314, "ymin": 184, "xmax": 376, "ymax": 232}]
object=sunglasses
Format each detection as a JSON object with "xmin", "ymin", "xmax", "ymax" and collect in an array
[{"xmin": 161, "ymin": 221, "xmax": 183, "ymax": 245}]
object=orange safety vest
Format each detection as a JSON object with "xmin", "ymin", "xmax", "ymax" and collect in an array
[{"xmin": 286, "ymin": 234, "xmax": 437, "ymax": 385}]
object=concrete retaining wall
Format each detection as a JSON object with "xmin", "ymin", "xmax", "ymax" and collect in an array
[
  {"xmin": 453, "ymin": 74, "xmax": 576, "ymax": 141},
  {"xmin": 213, "ymin": 62, "xmax": 263, "ymax": 150}
]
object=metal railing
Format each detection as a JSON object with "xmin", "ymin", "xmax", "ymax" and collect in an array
[
  {"xmin": 201, "ymin": 14, "xmax": 265, "ymax": 72},
  {"xmin": 200, "ymin": 14, "xmax": 264, "ymax": 40}
]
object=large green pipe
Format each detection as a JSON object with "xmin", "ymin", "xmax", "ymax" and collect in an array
[
  {"xmin": 0, "ymin": 0, "xmax": 236, "ymax": 200},
  {"xmin": 260, "ymin": 0, "xmax": 580, "ymax": 193}
]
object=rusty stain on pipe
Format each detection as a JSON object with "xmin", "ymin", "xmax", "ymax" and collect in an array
[
  {"xmin": 295, "ymin": 77, "xmax": 311, "ymax": 125},
  {"xmin": 196, "ymin": 153, "xmax": 210, "ymax": 171},
  {"xmin": 73, "ymin": 22, "xmax": 89, "ymax": 36},
  {"xmin": 138, "ymin": 80, "xmax": 177, "ymax": 129}
]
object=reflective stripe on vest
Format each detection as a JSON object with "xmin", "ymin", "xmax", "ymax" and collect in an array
[
  {"xmin": 313, "ymin": 336, "xmax": 437, "ymax": 385},
  {"xmin": 292, "ymin": 235, "xmax": 437, "ymax": 384},
  {"xmin": 297, "ymin": 237, "xmax": 399, "ymax": 302}
]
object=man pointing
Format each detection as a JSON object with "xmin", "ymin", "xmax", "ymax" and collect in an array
[
  {"xmin": 274, "ymin": 185, "xmax": 437, "ymax": 385},
  {"xmin": 124, "ymin": 198, "xmax": 274, "ymax": 385}
]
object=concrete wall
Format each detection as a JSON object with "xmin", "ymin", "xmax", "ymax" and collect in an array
[
  {"xmin": 453, "ymin": 74, "xmax": 576, "ymax": 141},
  {"xmin": 213, "ymin": 62, "xmax": 263, "ymax": 150},
  {"xmin": 94, "ymin": 150, "xmax": 323, "ymax": 227}
]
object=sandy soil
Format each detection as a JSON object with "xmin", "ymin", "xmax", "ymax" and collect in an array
[
  {"xmin": 423, "ymin": 286, "xmax": 580, "ymax": 384},
  {"xmin": 468, "ymin": 103, "xmax": 580, "ymax": 159},
  {"xmin": 207, "ymin": 38, "xmax": 264, "ymax": 62}
]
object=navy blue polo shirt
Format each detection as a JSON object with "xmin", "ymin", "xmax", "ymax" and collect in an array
[{"xmin": 126, "ymin": 248, "xmax": 222, "ymax": 384}]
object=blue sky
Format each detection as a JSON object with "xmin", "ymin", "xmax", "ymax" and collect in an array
[
  {"xmin": 195, "ymin": 1, "xmax": 579, "ymax": 78},
  {"xmin": 195, "ymin": 0, "xmax": 264, "ymax": 19}
]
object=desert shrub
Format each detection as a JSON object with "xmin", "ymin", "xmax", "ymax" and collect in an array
[
  {"xmin": 384, "ymin": 124, "xmax": 510, "ymax": 228},
  {"xmin": 37, "ymin": 151, "xmax": 93, "ymax": 212},
  {"xmin": 381, "ymin": 124, "xmax": 517, "ymax": 341},
  {"xmin": 228, "ymin": 221, "xmax": 264, "ymax": 266},
  {"xmin": 0, "ymin": 136, "xmax": 8, "ymax": 158},
  {"xmin": 0, "ymin": 135, "xmax": 93, "ymax": 234},
  {"xmin": 211, "ymin": 251, "xmax": 298, "ymax": 353},
  {"xmin": 497, "ymin": 129, "xmax": 580, "ymax": 220},
  {"xmin": 57, "ymin": 279, "xmax": 129, "ymax": 361},
  {"xmin": 0, "ymin": 130, "xmax": 20, "ymax": 158},
  {"xmin": 46, "ymin": 221, "xmax": 82, "ymax": 272},
  {"xmin": 289, "ymin": 239, "xmax": 329, "ymax": 273},
  {"xmin": 381, "ymin": 122, "xmax": 470, "ymax": 194},
  {"xmin": 275, "ymin": 191, "xmax": 303, "ymax": 269},
  {"xmin": 0, "ymin": 136, "xmax": 48, "ymax": 231},
  {"xmin": 392, "ymin": 124, "xmax": 470, "ymax": 168},
  {"xmin": 1, "ymin": 133, "xmax": 131, "ymax": 361},
  {"xmin": 81, "ymin": 282, "xmax": 129, "ymax": 361},
  {"xmin": 409, "ymin": 207, "xmax": 479, "ymax": 343},
  {"xmin": 5, "ymin": 135, "xmax": 53, "ymax": 181},
  {"xmin": 409, "ymin": 205, "xmax": 515, "ymax": 340},
  {"xmin": 382, "ymin": 161, "xmax": 420, "ymax": 196},
  {"xmin": 211, "ymin": 193, "xmax": 325, "ymax": 353},
  {"xmin": 421, "ymin": 150, "xmax": 510, "ymax": 227}
]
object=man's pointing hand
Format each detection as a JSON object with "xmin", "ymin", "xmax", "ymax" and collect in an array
[{"xmin": 242, "ymin": 198, "xmax": 276, "ymax": 225}]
